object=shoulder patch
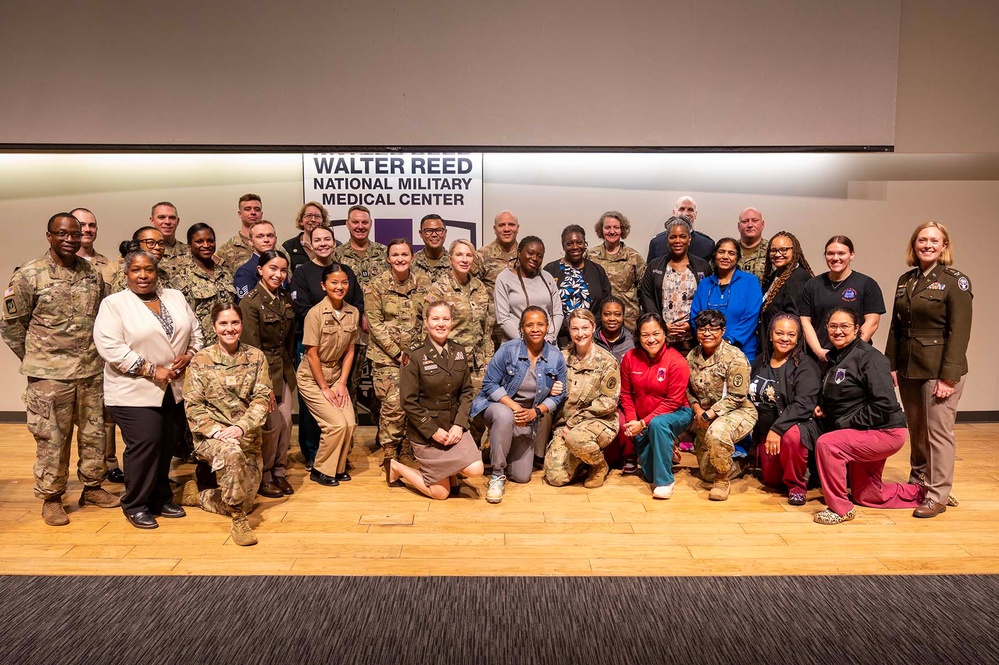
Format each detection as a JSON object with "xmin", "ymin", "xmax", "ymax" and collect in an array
[
  {"xmin": 606, "ymin": 375, "xmax": 618, "ymax": 391},
  {"xmin": 958, "ymin": 276, "xmax": 970, "ymax": 291},
  {"xmin": 732, "ymin": 374, "xmax": 744, "ymax": 388}
]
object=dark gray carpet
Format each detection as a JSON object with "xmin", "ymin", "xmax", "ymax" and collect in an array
[{"xmin": 2, "ymin": 575, "xmax": 997, "ymax": 664}]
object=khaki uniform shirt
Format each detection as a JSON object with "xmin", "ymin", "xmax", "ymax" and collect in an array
[
  {"xmin": 686, "ymin": 340, "xmax": 756, "ymax": 417},
  {"xmin": 301, "ymin": 300, "xmax": 360, "ymax": 386},
  {"xmin": 364, "ymin": 270, "xmax": 430, "ymax": 367},
  {"xmin": 558, "ymin": 345, "xmax": 620, "ymax": 429},
  {"xmin": 588, "ymin": 242, "xmax": 646, "ymax": 330},
  {"xmin": 2, "ymin": 253, "xmax": 104, "ymax": 379},
  {"xmin": 182, "ymin": 343, "xmax": 273, "ymax": 453},
  {"xmin": 424, "ymin": 272, "xmax": 494, "ymax": 372}
]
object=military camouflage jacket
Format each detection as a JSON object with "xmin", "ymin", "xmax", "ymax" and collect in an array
[
  {"xmin": 686, "ymin": 340, "xmax": 756, "ymax": 417},
  {"xmin": 413, "ymin": 249, "xmax": 451, "ymax": 283},
  {"xmin": 424, "ymin": 272, "xmax": 494, "ymax": 372},
  {"xmin": 332, "ymin": 241, "xmax": 389, "ymax": 288},
  {"xmin": 588, "ymin": 242, "xmax": 646, "ymax": 330},
  {"xmin": 172, "ymin": 256, "xmax": 237, "ymax": 346},
  {"xmin": 737, "ymin": 237, "xmax": 769, "ymax": 283},
  {"xmin": 473, "ymin": 240, "xmax": 518, "ymax": 294},
  {"xmin": 558, "ymin": 344, "xmax": 620, "ymax": 429},
  {"xmin": 183, "ymin": 343, "xmax": 273, "ymax": 453},
  {"xmin": 215, "ymin": 232, "xmax": 253, "ymax": 275},
  {"xmin": 364, "ymin": 269, "xmax": 430, "ymax": 367},
  {"xmin": 2, "ymin": 253, "xmax": 105, "ymax": 379}
]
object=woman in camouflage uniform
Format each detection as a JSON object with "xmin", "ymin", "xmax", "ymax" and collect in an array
[
  {"xmin": 174, "ymin": 223, "xmax": 237, "ymax": 346},
  {"xmin": 543, "ymin": 309, "xmax": 620, "ymax": 489},
  {"xmin": 366, "ymin": 239, "xmax": 431, "ymax": 463},
  {"xmin": 588, "ymin": 211, "xmax": 646, "ymax": 332},
  {"xmin": 183, "ymin": 302, "xmax": 271, "ymax": 546}
]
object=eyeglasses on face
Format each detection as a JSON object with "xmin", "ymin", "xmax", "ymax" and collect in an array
[
  {"xmin": 49, "ymin": 231, "xmax": 83, "ymax": 240},
  {"xmin": 422, "ymin": 228, "xmax": 446, "ymax": 236},
  {"xmin": 139, "ymin": 239, "xmax": 167, "ymax": 249},
  {"xmin": 769, "ymin": 247, "xmax": 792, "ymax": 256}
]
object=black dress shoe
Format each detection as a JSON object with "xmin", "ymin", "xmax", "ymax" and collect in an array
[
  {"xmin": 259, "ymin": 480, "xmax": 285, "ymax": 498},
  {"xmin": 125, "ymin": 511, "xmax": 158, "ymax": 530},
  {"xmin": 273, "ymin": 476, "xmax": 294, "ymax": 495},
  {"xmin": 334, "ymin": 472, "xmax": 352, "ymax": 482},
  {"xmin": 106, "ymin": 468, "xmax": 125, "ymax": 484},
  {"xmin": 153, "ymin": 503, "xmax": 186, "ymax": 519},
  {"xmin": 310, "ymin": 469, "xmax": 339, "ymax": 487}
]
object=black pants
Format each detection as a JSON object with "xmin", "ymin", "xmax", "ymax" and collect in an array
[{"xmin": 109, "ymin": 390, "xmax": 183, "ymax": 516}]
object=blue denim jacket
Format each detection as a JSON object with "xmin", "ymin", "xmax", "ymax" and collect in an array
[{"xmin": 471, "ymin": 339, "xmax": 567, "ymax": 418}]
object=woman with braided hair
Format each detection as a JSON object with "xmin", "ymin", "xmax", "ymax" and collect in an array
[
  {"xmin": 758, "ymin": 231, "xmax": 814, "ymax": 345},
  {"xmin": 493, "ymin": 236, "xmax": 563, "ymax": 345}
]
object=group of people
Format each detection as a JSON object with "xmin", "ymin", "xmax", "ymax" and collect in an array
[{"xmin": 1, "ymin": 194, "xmax": 973, "ymax": 547}]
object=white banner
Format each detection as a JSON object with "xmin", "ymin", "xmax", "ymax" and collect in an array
[{"xmin": 302, "ymin": 152, "xmax": 484, "ymax": 247}]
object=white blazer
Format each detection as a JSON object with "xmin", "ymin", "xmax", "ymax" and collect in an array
[{"xmin": 94, "ymin": 288, "xmax": 204, "ymax": 407}]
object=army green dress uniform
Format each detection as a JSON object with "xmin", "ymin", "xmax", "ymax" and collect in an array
[
  {"xmin": 172, "ymin": 255, "xmax": 237, "ymax": 346},
  {"xmin": 365, "ymin": 268, "xmax": 431, "ymax": 460},
  {"xmin": 413, "ymin": 249, "xmax": 451, "ymax": 283},
  {"xmin": 297, "ymin": 299, "xmax": 360, "ymax": 477},
  {"xmin": 686, "ymin": 340, "xmax": 758, "ymax": 483},
  {"xmin": 588, "ymin": 242, "xmax": 646, "ymax": 332},
  {"xmin": 182, "ymin": 343, "xmax": 272, "ymax": 514},
  {"xmin": 544, "ymin": 345, "xmax": 621, "ymax": 487},
  {"xmin": 240, "ymin": 284, "xmax": 297, "ymax": 491},
  {"xmin": 886, "ymin": 264, "xmax": 973, "ymax": 507},
  {"xmin": 400, "ymin": 337, "xmax": 480, "ymax": 486},
  {"xmin": 474, "ymin": 240, "xmax": 518, "ymax": 349},
  {"xmin": 737, "ymin": 237, "xmax": 769, "ymax": 284},
  {"xmin": 1, "ymin": 253, "xmax": 111, "ymax": 510}
]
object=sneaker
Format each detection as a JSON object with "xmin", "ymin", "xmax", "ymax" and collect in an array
[
  {"xmin": 229, "ymin": 509, "xmax": 258, "ymax": 547},
  {"xmin": 788, "ymin": 490, "xmax": 807, "ymax": 506},
  {"xmin": 79, "ymin": 487, "xmax": 121, "ymax": 508},
  {"xmin": 621, "ymin": 458, "xmax": 638, "ymax": 475},
  {"xmin": 652, "ymin": 483, "xmax": 675, "ymax": 500},
  {"xmin": 708, "ymin": 479, "xmax": 730, "ymax": 501},
  {"xmin": 583, "ymin": 459, "xmax": 609, "ymax": 489},
  {"xmin": 486, "ymin": 474, "xmax": 506, "ymax": 504},
  {"xmin": 41, "ymin": 498, "xmax": 69, "ymax": 526},
  {"xmin": 813, "ymin": 507, "xmax": 857, "ymax": 525}
]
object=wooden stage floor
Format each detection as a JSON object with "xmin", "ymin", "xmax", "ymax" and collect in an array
[{"xmin": 1, "ymin": 423, "xmax": 997, "ymax": 576}]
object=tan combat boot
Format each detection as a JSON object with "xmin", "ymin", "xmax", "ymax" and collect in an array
[
  {"xmin": 173, "ymin": 479, "xmax": 201, "ymax": 507},
  {"xmin": 709, "ymin": 478, "xmax": 731, "ymax": 501},
  {"xmin": 229, "ymin": 508, "xmax": 258, "ymax": 546},
  {"xmin": 42, "ymin": 498, "xmax": 69, "ymax": 526},
  {"xmin": 583, "ymin": 459, "xmax": 610, "ymax": 489},
  {"xmin": 79, "ymin": 487, "xmax": 122, "ymax": 508}
]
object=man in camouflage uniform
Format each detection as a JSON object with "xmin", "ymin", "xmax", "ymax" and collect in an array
[
  {"xmin": 149, "ymin": 201, "xmax": 189, "ymax": 281},
  {"xmin": 424, "ymin": 243, "xmax": 493, "ymax": 443},
  {"xmin": 474, "ymin": 210, "xmax": 520, "ymax": 350},
  {"xmin": 686, "ymin": 335, "xmax": 758, "ymax": 501},
  {"xmin": 215, "ymin": 193, "xmax": 262, "ymax": 271},
  {"xmin": 365, "ymin": 264, "xmax": 430, "ymax": 461},
  {"xmin": 544, "ymin": 343, "xmax": 620, "ymax": 488},
  {"xmin": 332, "ymin": 204, "xmax": 388, "ymax": 408},
  {"xmin": 412, "ymin": 214, "xmax": 451, "ymax": 282},
  {"xmin": 736, "ymin": 207, "xmax": 769, "ymax": 284},
  {"xmin": 181, "ymin": 342, "xmax": 272, "ymax": 546},
  {"xmin": 1, "ymin": 213, "xmax": 120, "ymax": 526}
]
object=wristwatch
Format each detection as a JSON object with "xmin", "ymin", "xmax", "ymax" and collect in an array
[
  {"xmin": 700, "ymin": 412, "xmax": 711, "ymax": 422},
  {"xmin": 534, "ymin": 407, "xmax": 543, "ymax": 418}
]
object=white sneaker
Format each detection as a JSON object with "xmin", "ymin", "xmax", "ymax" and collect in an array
[
  {"xmin": 652, "ymin": 483, "xmax": 675, "ymax": 500},
  {"xmin": 486, "ymin": 474, "xmax": 507, "ymax": 504}
]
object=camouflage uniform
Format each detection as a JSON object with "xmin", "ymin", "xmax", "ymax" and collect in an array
[
  {"xmin": 110, "ymin": 265, "xmax": 174, "ymax": 294},
  {"xmin": 413, "ymin": 249, "xmax": 451, "ymax": 283},
  {"xmin": 365, "ymin": 269, "xmax": 430, "ymax": 458},
  {"xmin": 182, "ymin": 343, "xmax": 272, "ymax": 513},
  {"xmin": 1, "ymin": 253, "xmax": 107, "ymax": 500},
  {"xmin": 544, "ymin": 345, "xmax": 620, "ymax": 486},
  {"xmin": 588, "ymin": 242, "xmax": 646, "ymax": 332},
  {"xmin": 215, "ymin": 232, "xmax": 253, "ymax": 276},
  {"xmin": 738, "ymin": 237, "xmax": 769, "ymax": 284},
  {"xmin": 83, "ymin": 251, "xmax": 117, "ymax": 288},
  {"xmin": 158, "ymin": 239, "xmax": 191, "ymax": 283},
  {"xmin": 686, "ymin": 340, "xmax": 758, "ymax": 480},
  {"xmin": 171, "ymin": 256, "xmax": 237, "ymax": 346},
  {"xmin": 473, "ymin": 240, "xmax": 518, "ymax": 348}
]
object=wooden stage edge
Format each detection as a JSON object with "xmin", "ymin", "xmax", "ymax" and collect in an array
[{"xmin": 1, "ymin": 423, "xmax": 997, "ymax": 577}]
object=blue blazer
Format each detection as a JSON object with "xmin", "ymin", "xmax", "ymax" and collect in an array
[
  {"xmin": 690, "ymin": 268, "xmax": 763, "ymax": 362},
  {"xmin": 471, "ymin": 339, "xmax": 567, "ymax": 418}
]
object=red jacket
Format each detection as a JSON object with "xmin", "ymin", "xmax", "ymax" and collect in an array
[{"xmin": 620, "ymin": 344, "xmax": 690, "ymax": 423}]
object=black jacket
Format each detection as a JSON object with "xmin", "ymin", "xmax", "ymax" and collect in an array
[
  {"xmin": 647, "ymin": 229, "xmax": 715, "ymax": 263},
  {"xmin": 749, "ymin": 354, "xmax": 821, "ymax": 448},
  {"xmin": 638, "ymin": 254, "xmax": 712, "ymax": 316},
  {"xmin": 819, "ymin": 339, "xmax": 907, "ymax": 431},
  {"xmin": 543, "ymin": 258, "xmax": 612, "ymax": 324},
  {"xmin": 759, "ymin": 265, "xmax": 811, "ymax": 341}
]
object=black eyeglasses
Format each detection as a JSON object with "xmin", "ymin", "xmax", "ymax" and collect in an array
[
  {"xmin": 422, "ymin": 228, "xmax": 446, "ymax": 236},
  {"xmin": 139, "ymin": 239, "xmax": 167, "ymax": 249},
  {"xmin": 769, "ymin": 247, "xmax": 792, "ymax": 256},
  {"xmin": 49, "ymin": 231, "xmax": 83, "ymax": 240}
]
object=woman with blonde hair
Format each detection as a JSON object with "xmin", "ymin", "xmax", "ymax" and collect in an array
[{"xmin": 588, "ymin": 211, "xmax": 646, "ymax": 331}]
